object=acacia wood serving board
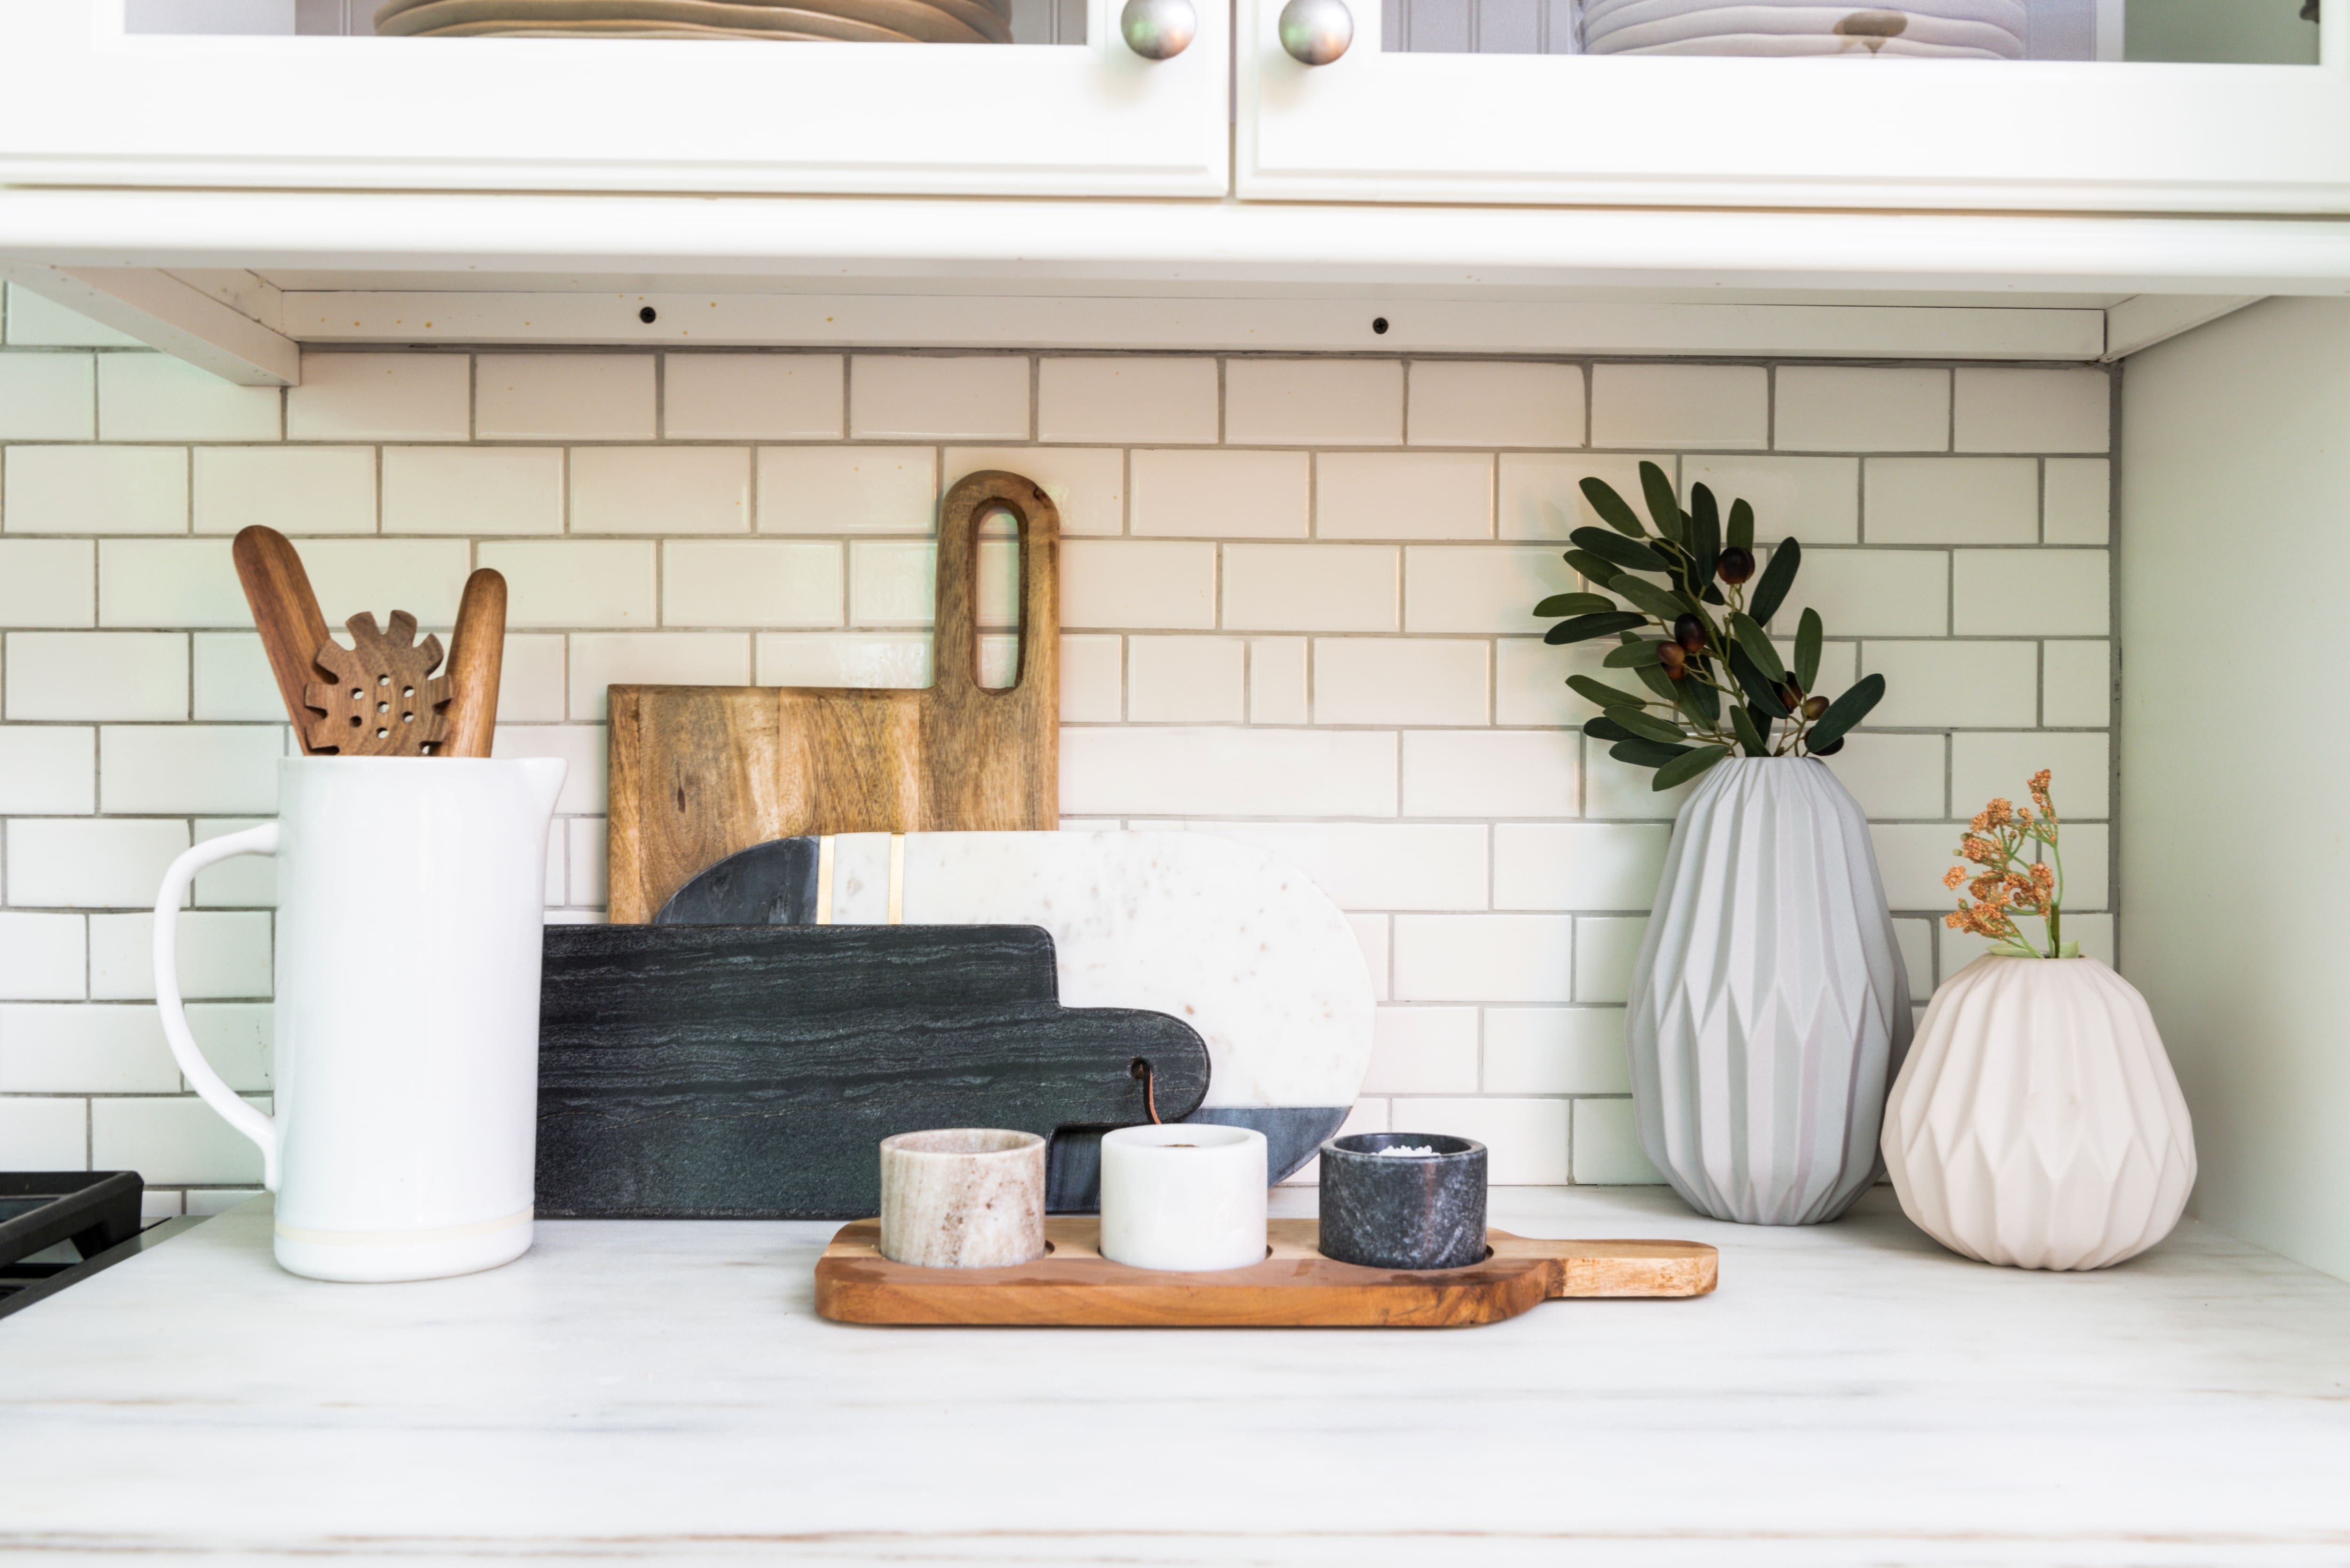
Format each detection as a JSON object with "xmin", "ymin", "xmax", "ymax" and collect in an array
[
  {"xmin": 607, "ymin": 470, "xmax": 1058, "ymax": 923},
  {"xmin": 813, "ymin": 1217, "xmax": 1717, "ymax": 1328}
]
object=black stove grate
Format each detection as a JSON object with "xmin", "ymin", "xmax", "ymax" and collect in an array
[{"xmin": 0, "ymin": 1171, "xmax": 149, "ymax": 1321}]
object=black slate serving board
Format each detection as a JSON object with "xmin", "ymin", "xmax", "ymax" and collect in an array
[{"xmin": 537, "ymin": 923, "xmax": 1209, "ymax": 1219}]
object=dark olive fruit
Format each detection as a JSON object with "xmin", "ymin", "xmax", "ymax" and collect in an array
[
  {"xmin": 1777, "ymin": 683, "xmax": 1803, "ymax": 711},
  {"xmin": 1716, "ymin": 546, "xmax": 1756, "ymax": 585},
  {"xmin": 1804, "ymin": 695, "xmax": 1829, "ymax": 720},
  {"xmin": 1656, "ymin": 643, "xmax": 1687, "ymax": 679},
  {"xmin": 1672, "ymin": 613, "xmax": 1707, "ymax": 653}
]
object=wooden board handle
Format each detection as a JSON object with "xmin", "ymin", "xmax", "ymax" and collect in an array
[{"xmin": 932, "ymin": 470, "xmax": 1059, "ymax": 699}]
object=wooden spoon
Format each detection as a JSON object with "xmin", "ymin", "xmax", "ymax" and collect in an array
[
  {"xmin": 440, "ymin": 568, "xmax": 508, "ymax": 759},
  {"xmin": 230, "ymin": 525, "xmax": 335, "ymax": 756}
]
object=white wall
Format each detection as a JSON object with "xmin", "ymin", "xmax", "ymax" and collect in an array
[
  {"xmin": 0, "ymin": 284, "xmax": 2117, "ymax": 1216},
  {"xmin": 2120, "ymin": 296, "xmax": 2350, "ymax": 1282}
]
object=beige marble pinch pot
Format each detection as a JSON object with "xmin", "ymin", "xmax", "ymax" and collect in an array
[{"xmin": 877, "ymin": 1129, "xmax": 1047, "ymax": 1269}]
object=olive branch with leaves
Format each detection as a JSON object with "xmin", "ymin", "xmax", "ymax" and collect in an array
[{"xmin": 1534, "ymin": 461, "xmax": 1888, "ymax": 793}]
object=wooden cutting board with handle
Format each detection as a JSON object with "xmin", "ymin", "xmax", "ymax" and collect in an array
[{"xmin": 607, "ymin": 469, "xmax": 1058, "ymax": 923}]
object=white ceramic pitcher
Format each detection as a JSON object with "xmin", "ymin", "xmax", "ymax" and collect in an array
[{"xmin": 153, "ymin": 757, "xmax": 565, "ymax": 1283}]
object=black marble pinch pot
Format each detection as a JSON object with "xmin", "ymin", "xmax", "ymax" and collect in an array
[
  {"xmin": 1317, "ymin": 1133, "xmax": 1488, "ymax": 1270},
  {"xmin": 537, "ymin": 923, "xmax": 1208, "ymax": 1220}
]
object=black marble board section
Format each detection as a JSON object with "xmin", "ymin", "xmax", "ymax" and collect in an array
[
  {"xmin": 538, "ymin": 924, "xmax": 1209, "ymax": 1219},
  {"xmin": 655, "ymin": 837, "xmax": 1355, "ymax": 1190}
]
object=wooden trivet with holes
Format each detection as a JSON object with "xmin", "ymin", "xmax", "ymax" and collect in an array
[{"xmin": 812, "ymin": 1217, "xmax": 1716, "ymax": 1328}]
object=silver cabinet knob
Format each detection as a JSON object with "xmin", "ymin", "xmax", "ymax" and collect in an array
[
  {"xmin": 1120, "ymin": 0, "xmax": 1196, "ymax": 58},
  {"xmin": 1278, "ymin": 0, "xmax": 1353, "ymax": 63}
]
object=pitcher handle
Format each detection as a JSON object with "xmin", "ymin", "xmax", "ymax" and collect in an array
[{"xmin": 153, "ymin": 823, "xmax": 282, "ymax": 1189}]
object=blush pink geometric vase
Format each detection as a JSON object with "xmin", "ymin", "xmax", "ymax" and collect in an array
[{"xmin": 1881, "ymin": 955, "xmax": 2196, "ymax": 1271}]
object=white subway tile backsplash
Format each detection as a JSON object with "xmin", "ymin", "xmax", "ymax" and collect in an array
[
  {"xmin": 1059, "ymin": 634, "xmax": 1123, "ymax": 721},
  {"xmin": 0, "ymin": 727, "xmax": 94, "ymax": 815},
  {"xmin": 92, "ymin": 1095, "xmax": 267, "ymax": 1184},
  {"xmin": 1951, "ymin": 729, "xmax": 2110, "ymax": 819},
  {"xmin": 193, "ymin": 446, "xmax": 375, "ymax": 536},
  {"xmin": 1682, "ymin": 455, "xmax": 1859, "ymax": 546},
  {"xmin": 1058, "ymin": 540, "xmax": 1216, "ymax": 630},
  {"xmin": 1394, "ymin": 914, "xmax": 1572, "ymax": 1002},
  {"xmin": 93, "ymin": 911, "xmax": 272, "ymax": 1000},
  {"xmin": 1248, "ymin": 636, "xmax": 1308, "ymax": 723},
  {"xmin": 570, "ymin": 446, "xmax": 749, "ymax": 534},
  {"xmin": 662, "ymin": 540, "xmax": 843, "ymax": 629},
  {"xmin": 1037, "ymin": 358, "xmax": 1217, "ymax": 445},
  {"xmin": 1485, "ymin": 1007, "xmax": 1629, "ymax": 1095},
  {"xmin": 1952, "ymin": 549, "xmax": 2108, "ymax": 636},
  {"xmin": 1363, "ymin": 1007, "xmax": 1480, "ymax": 1094},
  {"xmin": 1776, "ymin": 548, "xmax": 1949, "ymax": 638},
  {"xmin": 944, "ymin": 447, "xmax": 1125, "ymax": 538},
  {"xmin": 1313, "ymin": 637, "xmax": 1487, "ymax": 725},
  {"xmin": 1317, "ymin": 452, "xmax": 1492, "ymax": 541},
  {"xmin": 758, "ymin": 446, "xmax": 937, "ymax": 535},
  {"xmin": 1572, "ymin": 1098, "xmax": 1663, "ymax": 1183},
  {"xmin": 0, "ymin": 354, "xmax": 95, "ymax": 440},
  {"xmin": 98, "ymin": 355, "xmax": 278, "ymax": 443},
  {"xmin": 1399, "ymin": 729, "xmax": 1578, "ymax": 819},
  {"xmin": 0, "ymin": 1096, "xmax": 86, "ymax": 1167},
  {"xmin": 190, "ymin": 634, "xmax": 281, "ymax": 722},
  {"xmin": 0, "ymin": 343, "xmax": 2115, "ymax": 1193},
  {"xmin": 1492, "ymin": 823, "xmax": 1670, "ymax": 910},
  {"xmin": 288, "ymin": 354, "xmax": 470, "ymax": 442},
  {"xmin": 477, "ymin": 354, "xmax": 655, "ymax": 441},
  {"xmin": 1402, "ymin": 546, "xmax": 1571, "ymax": 635},
  {"xmin": 1157, "ymin": 820, "xmax": 1488, "ymax": 911},
  {"xmin": 664, "ymin": 354, "xmax": 844, "ymax": 440},
  {"xmin": 849, "ymin": 355, "xmax": 1028, "ymax": 441},
  {"xmin": 1126, "ymin": 636, "xmax": 1245, "ymax": 722},
  {"xmin": 1591, "ymin": 364, "xmax": 1766, "ymax": 451},
  {"xmin": 566, "ymin": 633, "xmax": 752, "ymax": 721},
  {"xmin": 1403, "ymin": 1095, "xmax": 1569, "ymax": 1184},
  {"xmin": 2043, "ymin": 458, "xmax": 2110, "ymax": 546},
  {"xmin": 1871, "ymin": 823, "xmax": 1971, "ymax": 910},
  {"xmin": 1499, "ymin": 453, "xmax": 1672, "ymax": 541},
  {"xmin": 1823, "ymin": 732, "xmax": 1946, "ymax": 820},
  {"xmin": 1225, "ymin": 359, "xmax": 1402, "ymax": 446},
  {"xmin": 2041, "ymin": 640, "xmax": 2110, "ymax": 728},
  {"xmin": 1060, "ymin": 727, "xmax": 1397, "ymax": 817},
  {"xmin": 1862, "ymin": 640, "xmax": 2039, "ymax": 728},
  {"xmin": 1130, "ymin": 449, "xmax": 1306, "ymax": 539},
  {"xmin": 1864, "ymin": 457, "xmax": 2037, "ymax": 545},
  {"xmin": 6, "ymin": 445, "xmax": 187, "ymax": 535},
  {"xmin": 1223, "ymin": 543, "xmax": 1395, "ymax": 632},
  {"xmin": 6, "ymin": 286, "xmax": 141, "ymax": 348},
  {"xmin": 0, "ymin": 1005, "xmax": 179, "ymax": 1093},
  {"xmin": 7, "ymin": 817, "xmax": 189, "ymax": 907},
  {"xmin": 1954, "ymin": 367, "xmax": 2109, "ymax": 454},
  {"xmin": 0, "ymin": 914, "xmax": 86, "ymax": 1001},
  {"xmin": 99, "ymin": 725, "xmax": 282, "ymax": 815},
  {"xmin": 1408, "ymin": 361, "xmax": 1583, "ymax": 449},
  {"xmin": 381, "ymin": 446, "xmax": 564, "ymax": 536},
  {"xmin": 0, "ymin": 538, "xmax": 95, "ymax": 627},
  {"xmin": 480, "ymin": 541, "xmax": 657, "ymax": 628},
  {"xmin": 1775, "ymin": 367, "xmax": 1948, "ymax": 452},
  {"xmin": 6, "ymin": 632, "xmax": 188, "ymax": 720},
  {"xmin": 1574, "ymin": 916, "xmax": 1647, "ymax": 1003}
]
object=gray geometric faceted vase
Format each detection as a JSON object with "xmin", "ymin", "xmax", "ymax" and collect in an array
[{"xmin": 1627, "ymin": 757, "xmax": 1913, "ymax": 1225}]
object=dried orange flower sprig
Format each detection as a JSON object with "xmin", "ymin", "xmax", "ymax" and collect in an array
[{"xmin": 1943, "ymin": 769, "xmax": 2076, "ymax": 960}]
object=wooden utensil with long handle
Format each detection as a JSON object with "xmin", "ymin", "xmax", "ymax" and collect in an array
[
  {"xmin": 441, "ymin": 568, "xmax": 508, "ymax": 758},
  {"xmin": 231, "ymin": 526, "xmax": 336, "ymax": 757}
]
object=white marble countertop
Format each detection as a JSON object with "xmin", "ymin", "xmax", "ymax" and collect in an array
[{"xmin": 3, "ymin": 1187, "xmax": 2347, "ymax": 1565}]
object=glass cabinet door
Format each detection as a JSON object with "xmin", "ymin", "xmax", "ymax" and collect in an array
[
  {"xmin": 0, "ymin": 0, "xmax": 1227, "ymax": 197},
  {"xmin": 1238, "ymin": 0, "xmax": 2350, "ymax": 211}
]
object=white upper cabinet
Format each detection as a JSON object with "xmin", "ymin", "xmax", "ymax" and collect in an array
[
  {"xmin": 1238, "ymin": 0, "xmax": 2350, "ymax": 212},
  {"xmin": 0, "ymin": 0, "xmax": 1229, "ymax": 197}
]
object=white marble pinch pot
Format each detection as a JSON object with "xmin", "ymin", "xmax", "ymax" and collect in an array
[{"xmin": 877, "ymin": 1129, "xmax": 1047, "ymax": 1269}]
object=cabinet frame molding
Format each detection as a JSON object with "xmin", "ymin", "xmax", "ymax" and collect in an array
[{"xmin": 1238, "ymin": 0, "xmax": 2350, "ymax": 213}]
